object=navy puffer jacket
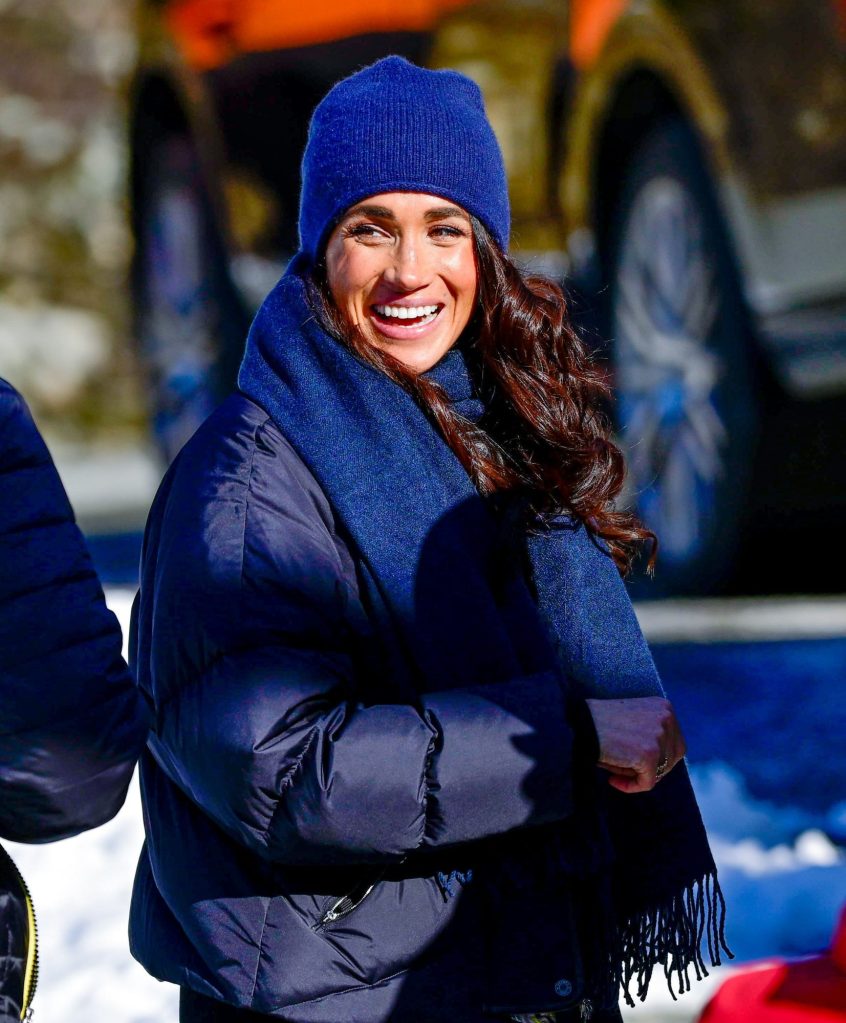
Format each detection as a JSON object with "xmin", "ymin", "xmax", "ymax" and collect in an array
[
  {"xmin": 0, "ymin": 379, "xmax": 148, "ymax": 1020},
  {"xmin": 130, "ymin": 394, "xmax": 586, "ymax": 1021},
  {"xmin": 0, "ymin": 380, "xmax": 146, "ymax": 841}
]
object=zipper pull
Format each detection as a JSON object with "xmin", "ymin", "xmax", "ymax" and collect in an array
[
  {"xmin": 317, "ymin": 877, "xmax": 380, "ymax": 927},
  {"xmin": 579, "ymin": 999, "xmax": 593, "ymax": 1021},
  {"xmin": 320, "ymin": 893, "xmax": 357, "ymax": 925},
  {"xmin": 316, "ymin": 860, "xmax": 400, "ymax": 928}
]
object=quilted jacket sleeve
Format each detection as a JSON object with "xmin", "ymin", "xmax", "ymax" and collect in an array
[
  {"xmin": 137, "ymin": 401, "xmax": 577, "ymax": 866},
  {"xmin": 0, "ymin": 380, "xmax": 148, "ymax": 843}
]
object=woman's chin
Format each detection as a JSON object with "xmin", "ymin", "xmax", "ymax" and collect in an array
[{"xmin": 367, "ymin": 317, "xmax": 457, "ymax": 371}]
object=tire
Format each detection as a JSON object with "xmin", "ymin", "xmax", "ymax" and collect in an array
[
  {"xmin": 134, "ymin": 133, "xmax": 249, "ymax": 462},
  {"xmin": 607, "ymin": 118, "xmax": 760, "ymax": 596}
]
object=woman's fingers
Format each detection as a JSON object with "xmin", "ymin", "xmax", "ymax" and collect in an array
[
  {"xmin": 596, "ymin": 761, "xmax": 650, "ymax": 794},
  {"xmin": 585, "ymin": 696, "xmax": 686, "ymax": 793},
  {"xmin": 605, "ymin": 770, "xmax": 655, "ymax": 794}
]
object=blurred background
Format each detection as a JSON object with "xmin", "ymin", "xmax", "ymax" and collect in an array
[
  {"xmin": 1, "ymin": 1, "xmax": 845, "ymax": 1020},
  {"xmin": 0, "ymin": 0, "xmax": 143, "ymax": 431}
]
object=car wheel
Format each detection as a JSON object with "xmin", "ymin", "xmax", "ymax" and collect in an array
[
  {"xmin": 134, "ymin": 133, "xmax": 248, "ymax": 462},
  {"xmin": 607, "ymin": 118, "xmax": 760, "ymax": 596}
]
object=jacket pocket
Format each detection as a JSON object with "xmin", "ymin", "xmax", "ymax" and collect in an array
[{"xmin": 259, "ymin": 869, "xmax": 467, "ymax": 1003}]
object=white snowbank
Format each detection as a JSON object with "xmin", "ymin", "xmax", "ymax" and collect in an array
[
  {"xmin": 7, "ymin": 779, "xmax": 177, "ymax": 1022},
  {"xmin": 635, "ymin": 595, "xmax": 846, "ymax": 643}
]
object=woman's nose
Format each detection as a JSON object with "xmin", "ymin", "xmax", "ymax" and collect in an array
[{"xmin": 383, "ymin": 238, "xmax": 430, "ymax": 291}]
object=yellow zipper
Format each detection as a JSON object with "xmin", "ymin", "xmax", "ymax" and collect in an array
[
  {"xmin": 0, "ymin": 843, "xmax": 39, "ymax": 1019},
  {"xmin": 21, "ymin": 875, "xmax": 38, "ymax": 1019}
]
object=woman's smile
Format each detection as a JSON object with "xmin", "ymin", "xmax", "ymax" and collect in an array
[
  {"xmin": 370, "ymin": 301, "xmax": 443, "ymax": 338},
  {"xmin": 324, "ymin": 191, "xmax": 478, "ymax": 372}
]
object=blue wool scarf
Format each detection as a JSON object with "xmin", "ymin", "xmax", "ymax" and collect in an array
[{"xmin": 237, "ymin": 261, "xmax": 730, "ymax": 1012}]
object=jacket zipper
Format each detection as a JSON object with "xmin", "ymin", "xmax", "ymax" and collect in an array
[
  {"xmin": 0, "ymin": 843, "xmax": 38, "ymax": 1019},
  {"xmin": 315, "ymin": 870, "xmax": 386, "ymax": 928}
]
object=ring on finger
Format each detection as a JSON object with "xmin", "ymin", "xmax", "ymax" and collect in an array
[{"xmin": 655, "ymin": 753, "xmax": 670, "ymax": 779}]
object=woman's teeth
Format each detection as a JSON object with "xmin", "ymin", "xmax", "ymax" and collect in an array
[{"xmin": 373, "ymin": 304, "xmax": 439, "ymax": 322}]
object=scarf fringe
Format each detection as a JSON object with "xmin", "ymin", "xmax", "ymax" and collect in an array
[
  {"xmin": 615, "ymin": 869, "xmax": 733, "ymax": 1007},
  {"xmin": 434, "ymin": 856, "xmax": 731, "ymax": 1011}
]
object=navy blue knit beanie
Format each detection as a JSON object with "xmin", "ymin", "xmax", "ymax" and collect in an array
[{"xmin": 298, "ymin": 56, "xmax": 510, "ymax": 261}]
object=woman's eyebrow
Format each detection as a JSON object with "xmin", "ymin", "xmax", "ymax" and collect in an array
[
  {"xmin": 342, "ymin": 204, "xmax": 470, "ymax": 222},
  {"xmin": 424, "ymin": 206, "xmax": 469, "ymax": 222},
  {"xmin": 345, "ymin": 204, "xmax": 396, "ymax": 220}
]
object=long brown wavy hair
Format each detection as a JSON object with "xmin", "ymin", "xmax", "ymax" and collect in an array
[{"xmin": 308, "ymin": 217, "xmax": 657, "ymax": 577}]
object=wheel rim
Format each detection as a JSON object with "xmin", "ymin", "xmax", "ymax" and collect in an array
[
  {"xmin": 613, "ymin": 176, "xmax": 728, "ymax": 565},
  {"xmin": 139, "ymin": 144, "xmax": 220, "ymax": 457}
]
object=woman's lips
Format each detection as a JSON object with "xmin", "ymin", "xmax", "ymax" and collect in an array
[{"xmin": 369, "ymin": 304, "xmax": 444, "ymax": 340}]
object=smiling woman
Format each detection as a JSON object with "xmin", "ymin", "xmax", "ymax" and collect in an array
[
  {"xmin": 129, "ymin": 55, "xmax": 729, "ymax": 1023},
  {"xmin": 325, "ymin": 193, "xmax": 477, "ymax": 371}
]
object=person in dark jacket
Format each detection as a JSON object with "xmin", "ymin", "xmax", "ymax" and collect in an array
[
  {"xmin": 0, "ymin": 379, "xmax": 148, "ymax": 1022},
  {"xmin": 130, "ymin": 57, "xmax": 729, "ymax": 1023}
]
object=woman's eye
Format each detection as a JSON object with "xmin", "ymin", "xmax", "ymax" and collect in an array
[
  {"xmin": 345, "ymin": 223, "xmax": 383, "ymax": 238},
  {"xmin": 342, "ymin": 222, "xmax": 466, "ymax": 241},
  {"xmin": 430, "ymin": 225, "xmax": 465, "ymax": 239}
]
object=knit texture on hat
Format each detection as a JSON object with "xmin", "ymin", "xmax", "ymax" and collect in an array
[{"xmin": 298, "ymin": 55, "xmax": 510, "ymax": 260}]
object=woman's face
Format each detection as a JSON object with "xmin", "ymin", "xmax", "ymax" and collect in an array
[{"xmin": 324, "ymin": 192, "xmax": 478, "ymax": 373}]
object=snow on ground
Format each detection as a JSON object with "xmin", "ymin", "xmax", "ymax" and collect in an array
[
  {"xmin": 7, "ymin": 778, "xmax": 178, "ymax": 1022},
  {"xmin": 6, "ymin": 591, "xmax": 846, "ymax": 1023}
]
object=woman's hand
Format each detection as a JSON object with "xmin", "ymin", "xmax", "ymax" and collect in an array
[{"xmin": 585, "ymin": 696, "xmax": 686, "ymax": 793}]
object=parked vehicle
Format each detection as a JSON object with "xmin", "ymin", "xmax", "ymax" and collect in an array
[
  {"xmin": 130, "ymin": 0, "xmax": 846, "ymax": 595},
  {"xmin": 697, "ymin": 905, "xmax": 846, "ymax": 1022}
]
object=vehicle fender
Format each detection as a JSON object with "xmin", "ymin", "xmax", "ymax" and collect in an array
[{"xmin": 560, "ymin": 3, "xmax": 732, "ymax": 246}]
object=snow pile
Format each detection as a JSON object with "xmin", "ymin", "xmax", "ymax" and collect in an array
[
  {"xmin": 694, "ymin": 764, "xmax": 846, "ymax": 964},
  {"xmin": 7, "ymin": 780, "xmax": 177, "ymax": 1022}
]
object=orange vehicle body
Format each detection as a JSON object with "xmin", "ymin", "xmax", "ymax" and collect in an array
[
  {"xmin": 569, "ymin": 0, "xmax": 628, "ymax": 69},
  {"xmin": 165, "ymin": 0, "xmax": 472, "ymax": 70},
  {"xmin": 165, "ymin": 0, "xmax": 634, "ymax": 75}
]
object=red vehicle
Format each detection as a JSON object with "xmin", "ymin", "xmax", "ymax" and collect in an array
[{"xmin": 699, "ymin": 907, "xmax": 846, "ymax": 1023}]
